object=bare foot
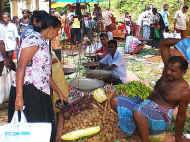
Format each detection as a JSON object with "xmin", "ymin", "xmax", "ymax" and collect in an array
[
  {"xmin": 164, "ymin": 134, "xmax": 175, "ymax": 142},
  {"xmin": 128, "ymin": 135, "xmax": 141, "ymax": 142}
]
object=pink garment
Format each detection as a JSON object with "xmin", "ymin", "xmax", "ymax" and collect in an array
[{"xmin": 14, "ymin": 31, "xmax": 51, "ymax": 95}]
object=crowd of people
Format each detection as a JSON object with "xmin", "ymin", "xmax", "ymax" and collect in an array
[
  {"xmin": 0, "ymin": 9, "xmax": 33, "ymax": 75},
  {"xmin": 0, "ymin": 2, "xmax": 190, "ymax": 142},
  {"xmin": 135, "ymin": 4, "xmax": 189, "ymax": 47},
  {"xmin": 50, "ymin": 3, "xmax": 183, "ymax": 55}
]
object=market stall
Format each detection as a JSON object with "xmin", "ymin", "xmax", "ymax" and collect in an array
[{"xmin": 55, "ymin": 80, "xmax": 153, "ymax": 142}]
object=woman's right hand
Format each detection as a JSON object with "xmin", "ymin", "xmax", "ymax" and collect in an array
[{"xmin": 15, "ymin": 95, "xmax": 24, "ymax": 111}]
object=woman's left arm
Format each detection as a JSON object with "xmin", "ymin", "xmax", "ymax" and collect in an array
[{"xmin": 49, "ymin": 76, "xmax": 68, "ymax": 102}]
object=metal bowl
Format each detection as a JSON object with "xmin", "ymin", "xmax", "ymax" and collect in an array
[
  {"xmin": 82, "ymin": 62, "xmax": 99, "ymax": 69},
  {"xmin": 70, "ymin": 78, "xmax": 104, "ymax": 91},
  {"xmin": 66, "ymin": 51, "xmax": 79, "ymax": 56},
  {"xmin": 62, "ymin": 65, "xmax": 76, "ymax": 75},
  {"xmin": 86, "ymin": 69, "xmax": 112, "ymax": 80},
  {"xmin": 84, "ymin": 53, "xmax": 97, "ymax": 58}
]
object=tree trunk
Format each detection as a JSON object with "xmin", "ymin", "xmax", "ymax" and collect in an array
[
  {"xmin": 0, "ymin": 0, "xmax": 6, "ymax": 14},
  {"xmin": 180, "ymin": 0, "xmax": 189, "ymax": 5},
  {"xmin": 184, "ymin": 0, "xmax": 189, "ymax": 5}
]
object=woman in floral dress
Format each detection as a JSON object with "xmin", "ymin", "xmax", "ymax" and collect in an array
[{"xmin": 8, "ymin": 11, "xmax": 67, "ymax": 142}]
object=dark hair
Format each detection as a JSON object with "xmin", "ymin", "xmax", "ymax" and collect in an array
[
  {"xmin": 163, "ymin": 4, "xmax": 169, "ymax": 8},
  {"xmin": 12, "ymin": 16, "xmax": 18, "ymax": 20},
  {"xmin": 145, "ymin": 5, "xmax": 151, "ymax": 11},
  {"xmin": 30, "ymin": 10, "xmax": 48, "ymax": 25},
  {"xmin": 167, "ymin": 56, "xmax": 188, "ymax": 71},
  {"xmin": 47, "ymin": 15, "xmax": 61, "ymax": 29},
  {"xmin": 125, "ymin": 12, "xmax": 129, "ymax": 15},
  {"xmin": 152, "ymin": 8, "xmax": 157, "ymax": 13},
  {"xmin": 1, "ymin": 12, "xmax": 10, "ymax": 17},
  {"xmin": 12, "ymin": 16, "xmax": 18, "ymax": 23},
  {"xmin": 183, "ymin": 5, "xmax": 189, "ymax": 10},
  {"xmin": 108, "ymin": 39, "xmax": 117, "ymax": 48},
  {"xmin": 100, "ymin": 32, "xmax": 108, "ymax": 39},
  {"xmin": 22, "ymin": 9, "xmax": 30, "ymax": 14},
  {"xmin": 30, "ymin": 10, "xmax": 61, "ymax": 32}
]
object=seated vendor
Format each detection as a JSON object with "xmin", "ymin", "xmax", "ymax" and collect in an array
[
  {"xmin": 99, "ymin": 39, "xmax": 126, "ymax": 84},
  {"xmin": 160, "ymin": 38, "xmax": 190, "ymax": 65},
  {"xmin": 96, "ymin": 32, "xmax": 109, "ymax": 59},
  {"xmin": 111, "ymin": 56, "xmax": 190, "ymax": 142},
  {"xmin": 125, "ymin": 36, "xmax": 144, "ymax": 54}
]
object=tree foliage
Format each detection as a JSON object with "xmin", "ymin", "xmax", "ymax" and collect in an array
[
  {"xmin": 0, "ymin": 0, "xmax": 10, "ymax": 13},
  {"xmin": 119, "ymin": 0, "xmax": 183, "ymax": 20},
  {"xmin": 98, "ymin": 0, "xmax": 190, "ymax": 29}
]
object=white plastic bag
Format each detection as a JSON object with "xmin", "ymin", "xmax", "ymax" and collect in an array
[
  {"xmin": 0, "ymin": 67, "xmax": 7, "ymax": 104},
  {"xmin": 0, "ymin": 111, "xmax": 52, "ymax": 142},
  {"xmin": 4, "ymin": 69, "xmax": 15, "ymax": 101},
  {"xmin": 0, "ymin": 67, "xmax": 15, "ymax": 104}
]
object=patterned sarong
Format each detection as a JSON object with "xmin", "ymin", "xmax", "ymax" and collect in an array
[
  {"xmin": 117, "ymin": 96, "xmax": 173, "ymax": 135},
  {"xmin": 142, "ymin": 25, "xmax": 150, "ymax": 40}
]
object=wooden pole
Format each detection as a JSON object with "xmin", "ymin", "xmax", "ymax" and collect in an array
[
  {"xmin": 36, "ymin": 0, "xmax": 39, "ymax": 10},
  {"xmin": 49, "ymin": 0, "xmax": 51, "ymax": 13}
]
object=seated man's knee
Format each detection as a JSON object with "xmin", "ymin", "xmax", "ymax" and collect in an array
[
  {"xmin": 134, "ymin": 111, "xmax": 146, "ymax": 121},
  {"xmin": 111, "ymin": 97, "xmax": 118, "ymax": 111}
]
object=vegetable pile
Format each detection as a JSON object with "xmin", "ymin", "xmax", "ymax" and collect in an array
[
  {"xmin": 61, "ymin": 85, "xmax": 127, "ymax": 142},
  {"xmin": 62, "ymin": 104, "xmax": 127, "ymax": 142},
  {"xmin": 115, "ymin": 81, "xmax": 152, "ymax": 100}
]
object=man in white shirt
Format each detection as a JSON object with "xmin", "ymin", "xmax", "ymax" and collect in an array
[
  {"xmin": 0, "ymin": 12, "xmax": 19, "ymax": 70},
  {"xmin": 99, "ymin": 39, "xmax": 127, "ymax": 84},
  {"xmin": 174, "ymin": 5, "xmax": 189, "ymax": 38},
  {"xmin": 137, "ymin": 6, "xmax": 153, "ymax": 40},
  {"xmin": 0, "ymin": 40, "xmax": 6, "ymax": 76},
  {"xmin": 0, "ymin": 23, "xmax": 7, "ymax": 75},
  {"xmin": 67, "ymin": 6, "xmax": 75, "ymax": 25},
  {"xmin": 161, "ymin": 4, "xmax": 170, "ymax": 32},
  {"xmin": 19, "ymin": 9, "xmax": 30, "ymax": 35},
  {"xmin": 102, "ymin": 9, "xmax": 114, "ymax": 40},
  {"xmin": 83, "ymin": 12, "xmax": 93, "ymax": 41},
  {"xmin": 102, "ymin": 9, "xmax": 112, "ymax": 28}
]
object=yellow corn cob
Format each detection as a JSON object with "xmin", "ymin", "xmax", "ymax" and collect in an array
[{"xmin": 61, "ymin": 126, "xmax": 101, "ymax": 141}]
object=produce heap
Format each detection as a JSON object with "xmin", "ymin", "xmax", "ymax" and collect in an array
[
  {"xmin": 61, "ymin": 82, "xmax": 152, "ymax": 142},
  {"xmin": 61, "ymin": 85, "xmax": 126, "ymax": 142},
  {"xmin": 62, "ymin": 103, "xmax": 127, "ymax": 142},
  {"xmin": 115, "ymin": 81, "xmax": 152, "ymax": 100}
]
